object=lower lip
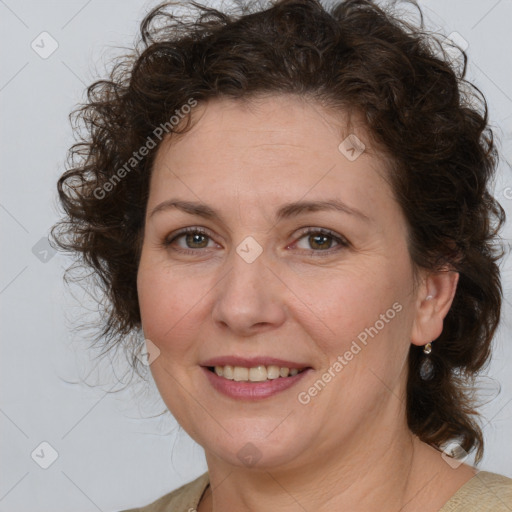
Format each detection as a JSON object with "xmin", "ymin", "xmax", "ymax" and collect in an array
[{"xmin": 201, "ymin": 367, "xmax": 312, "ymax": 400}]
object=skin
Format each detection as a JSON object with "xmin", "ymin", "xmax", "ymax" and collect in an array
[{"xmin": 136, "ymin": 95, "xmax": 476, "ymax": 512}]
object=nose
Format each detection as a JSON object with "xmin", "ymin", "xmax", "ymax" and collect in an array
[{"xmin": 211, "ymin": 246, "xmax": 287, "ymax": 337}]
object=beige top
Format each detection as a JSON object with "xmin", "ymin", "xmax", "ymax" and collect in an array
[{"xmin": 121, "ymin": 470, "xmax": 512, "ymax": 511}]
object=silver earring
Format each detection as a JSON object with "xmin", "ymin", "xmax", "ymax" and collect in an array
[{"xmin": 420, "ymin": 342, "xmax": 434, "ymax": 380}]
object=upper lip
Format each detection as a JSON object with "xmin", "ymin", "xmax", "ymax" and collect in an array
[{"xmin": 201, "ymin": 356, "xmax": 312, "ymax": 369}]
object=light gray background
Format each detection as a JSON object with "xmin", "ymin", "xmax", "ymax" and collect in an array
[{"xmin": 1, "ymin": 0, "xmax": 511, "ymax": 511}]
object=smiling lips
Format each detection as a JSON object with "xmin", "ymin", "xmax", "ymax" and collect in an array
[
  {"xmin": 201, "ymin": 356, "xmax": 311, "ymax": 382},
  {"xmin": 202, "ymin": 366, "xmax": 312, "ymax": 400},
  {"xmin": 209, "ymin": 364, "xmax": 307, "ymax": 382}
]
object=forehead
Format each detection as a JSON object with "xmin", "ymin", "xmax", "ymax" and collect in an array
[{"xmin": 149, "ymin": 95, "xmax": 395, "ymax": 215}]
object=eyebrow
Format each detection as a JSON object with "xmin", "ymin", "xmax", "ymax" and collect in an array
[{"xmin": 149, "ymin": 198, "xmax": 371, "ymax": 224}]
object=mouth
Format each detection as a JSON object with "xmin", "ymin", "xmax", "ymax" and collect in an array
[
  {"xmin": 205, "ymin": 364, "xmax": 311, "ymax": 382},
  {"xmin": 201, "ymin": 364, "xmax": 313, "ymax": 400}
]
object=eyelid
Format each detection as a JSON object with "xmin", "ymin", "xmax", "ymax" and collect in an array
[{"xmin": 293, "ymin": 226, "xmax": 348, "ymax": 243}]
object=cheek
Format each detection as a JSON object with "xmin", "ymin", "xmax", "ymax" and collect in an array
[
  {"xmin": 298, "ymin": 272, "xmax": 411, "ymax": 425},
  {"xmin": 136, "ymin": 264, "xmax": 208, "ymax": 426},
  {"xmin": 293, "ymin": 261, "xmax": 412, "ymax": 388},
  {"xmin": 136, "ymin": 263, "xmax": 203, "ymax": 355},
  {"xmin": 294, "ymin": 263, "xmax": 405, "ymax": 341}
]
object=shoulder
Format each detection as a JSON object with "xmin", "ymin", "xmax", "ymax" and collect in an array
[
  {"xmin": 440, "ymin": 470, "xmax": 512, "ymax": 512},
  {"xmin": 119, "ymin": 472, "xmax": 210, "ymax": 512}
]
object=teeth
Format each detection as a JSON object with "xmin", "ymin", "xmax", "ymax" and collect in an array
[
  {"xmin": 233, "ymin": 367, "xmax": 248, "ymax": 381},
  {"xmin": 213, "ymin": 364, "xmax": 305, "ymax": 382},
  {"xmin": 249, "ymin": 366, "xmax": 267, "ymax": 382},
  {"xmin": 267, "ymin": 365, "xmax": 280, "ymax": 379}
]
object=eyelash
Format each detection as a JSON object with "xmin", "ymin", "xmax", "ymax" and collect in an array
[{"xmin": 162, "ymin": 226, "xmax": 349, "ymax": 257}]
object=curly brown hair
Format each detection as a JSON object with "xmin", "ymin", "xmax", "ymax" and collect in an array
[{"xmin": 51, "ymin": 0, "xmax": 506, "ymax": 464}]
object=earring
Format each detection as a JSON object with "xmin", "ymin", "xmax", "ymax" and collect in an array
[{"xmin": 419, "ymin": 342, "xmax": 434, "ymax": 380}]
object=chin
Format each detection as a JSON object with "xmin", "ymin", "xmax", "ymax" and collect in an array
[{"xmin": 201, "ymin": 424, "xmax": 311, "ymax": 470}]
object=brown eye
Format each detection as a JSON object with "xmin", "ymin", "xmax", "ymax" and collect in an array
[
  {"xmin": 182, "ymin": 232, "xmax": 210, "ymax": 249},
  {"xmin": 293, "ymin": 228, "xmax": 349, "ymax": 255},
  {"xmin": 163, "ymin": 227, "xmax": 216, "ymax": 253},
  {"xmin": 307, "ymin": 233, "xmax": 334, "ymax": 250}
]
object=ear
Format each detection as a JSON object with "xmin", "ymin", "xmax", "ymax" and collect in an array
[{"xmin": 410, "ymin": 269, "xmax": 459, "ymax": 347}]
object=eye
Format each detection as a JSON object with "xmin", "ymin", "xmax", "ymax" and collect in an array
[
  {"xmin": 162, "ymin": 226, "xmax": 349, "ymax": 256},
  {"xmin": 292, "ymin": 228, "xmax": 349, "ymax": 255},
  {"xmin": 163, "ymin": 227, "xmax": 217, "ymax": 254}
]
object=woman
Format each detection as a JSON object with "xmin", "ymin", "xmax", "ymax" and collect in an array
[{"xmin": 52, "ymin": 0, "xmax": 512, "ymax": 510}]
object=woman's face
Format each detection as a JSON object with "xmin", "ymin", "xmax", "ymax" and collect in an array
[{"xmin": 137, "ymin": 95, "xmax": 429, "ymax": 471}]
